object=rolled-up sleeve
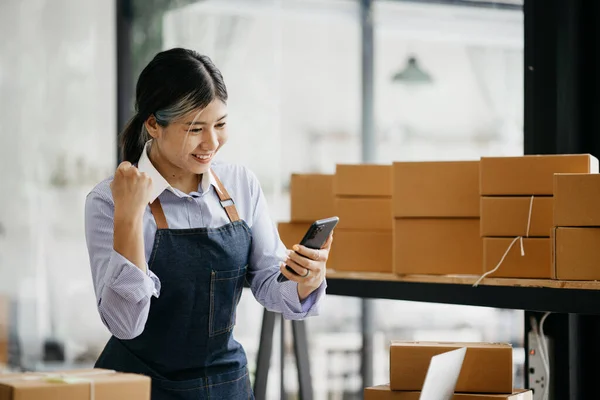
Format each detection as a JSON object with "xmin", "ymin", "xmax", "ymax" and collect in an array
[
  {"xmin": 244, "ymin": 169, "xmax": 326, "ymax": 320},
  {"xmin": 84, "ymin": 188, "xmax": 161, "ymax": 340}
]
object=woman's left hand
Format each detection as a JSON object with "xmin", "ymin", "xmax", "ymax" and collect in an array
[{"xmin": 279, "ymin": 234, "xmax": 333, "ymax": 301}]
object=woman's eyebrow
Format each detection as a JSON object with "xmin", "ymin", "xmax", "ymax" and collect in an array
[{"xmin": 185, "ymin": 114, "xmax": 228, "ymax": 125}]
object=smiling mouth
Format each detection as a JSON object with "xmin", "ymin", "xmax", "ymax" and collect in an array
[{"xmin": 192, "ymin": 153, "xmax": 214, "ymax": 163}]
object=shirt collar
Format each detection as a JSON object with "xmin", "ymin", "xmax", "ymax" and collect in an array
[{"xmin": 137, "ymin": 140, "xmax": 219, "ymax": 203}]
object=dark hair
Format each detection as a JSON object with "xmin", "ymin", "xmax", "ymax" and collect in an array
[{"xmin": 120, "ymin": 48, "xmax": 228, "ymax": 162}]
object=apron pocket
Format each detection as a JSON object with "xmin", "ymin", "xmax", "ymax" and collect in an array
[{"xmin": 209, "ymin": 265, "xmax": 247, "ymax": 337}]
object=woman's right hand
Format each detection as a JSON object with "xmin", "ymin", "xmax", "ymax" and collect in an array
[{"xmin": 110, "ymin": 162, "xmax": 153, "ymax": 217}]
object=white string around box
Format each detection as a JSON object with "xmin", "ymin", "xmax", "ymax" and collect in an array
[
  {"xmin": 0, "ymin": 369, "xmax": 117, "ymax": 400},
  {"xmin": 473, "ymin": 195, "xmax": 535, "ymax": 287}
]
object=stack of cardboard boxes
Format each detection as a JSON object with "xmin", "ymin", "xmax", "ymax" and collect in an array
[
  {"xmin": 392, "ymin": 162, "xmax": 482, "ymax": 275},
  {"xmin": 553, "ymin": 173, "xmax": 600, "ymax": 280},
  {"xmin": 331, "ymin": 165, "xmax": 393, "ymax": 273},
  {"xmin": 364, "ymin": 342, "xmax": 531, "ymax": 399},
  {"xmin": 480, "ymin": 155, "xmax": 598, "ymax": 279},
  {"xmin": 0, "ymin": 369, "xmax": 151, "ymax": 400},
  {"xmin": 278, "ymin": 173, "xmax": 336, "ymax": 254},
  {"xmin": 282, "ymin": 154, "xmax": 600, "ymax": 281}
]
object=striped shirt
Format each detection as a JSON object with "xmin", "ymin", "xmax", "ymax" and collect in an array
[{"xmin": 84, "ymin": 142, "xmax": 325, "ymax": 340}]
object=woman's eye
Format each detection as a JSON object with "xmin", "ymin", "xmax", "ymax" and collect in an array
[
  {"xmin": 216, "ymin": 123, "xmax": 226, "ymax": 129},
  {"xmin": 188, "ymin": 128, "xmax": 202, "ymax": 133}
]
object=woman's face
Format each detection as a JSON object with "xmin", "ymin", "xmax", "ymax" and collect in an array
[{"xmin": 147, "ymin": 100, "xmax": 229, "ymax": 175}]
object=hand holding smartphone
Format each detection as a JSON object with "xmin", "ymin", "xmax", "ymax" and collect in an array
[{"xmin": 277, "ymin": 216, "xmax": 339, "ymax": 283}]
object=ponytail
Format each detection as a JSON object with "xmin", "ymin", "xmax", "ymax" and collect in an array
[{"xmin": 119, "ymin": 114, "xmax": 148, "ymax": 163}]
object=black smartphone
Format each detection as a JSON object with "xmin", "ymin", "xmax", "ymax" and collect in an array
[{"xmin": 277, "ymin": 216, "xmax": 339, "ymax": 283}]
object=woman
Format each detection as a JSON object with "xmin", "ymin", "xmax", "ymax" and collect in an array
[{"xmin": 84, "ymin": 48, "xmax": 331, "ymax": 399}]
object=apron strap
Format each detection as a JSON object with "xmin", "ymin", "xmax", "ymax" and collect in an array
[
  {"xmin": 147, "ymin": 169, "xmax": 241, "ymax": 229},
  {"xmin": 149, "ymin": 199, "xmax": 169, "ymax": 230},
  {"xmin": 210, "ymin": 169, "xmax": 241, "ymax": 223}
]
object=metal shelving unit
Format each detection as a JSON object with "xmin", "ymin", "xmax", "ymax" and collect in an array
[
  {"xmin": 252, "ymin": 272, "xmax": 600, "ymax": 399},
  {"xmin": 326, "ymin": 273, "xmax": 600, "ymax": 315}
]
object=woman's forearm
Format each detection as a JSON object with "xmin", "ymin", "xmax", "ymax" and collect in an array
[{"xmin": 113, "ymin": 210, "xmax": 147, "ymax": 272}]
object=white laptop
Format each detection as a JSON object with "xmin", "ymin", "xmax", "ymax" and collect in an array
[{"xmin": 419, "ymin": 347, "xmax": 467, "ymax": 400}]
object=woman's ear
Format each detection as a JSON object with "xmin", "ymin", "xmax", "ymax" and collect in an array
[{"xmin": 145, "ymin": 115, "xmax": 161, "ymax": 139}]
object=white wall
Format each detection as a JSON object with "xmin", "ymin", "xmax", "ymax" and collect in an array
[
  {"xmin": 0, "ymin": 0, "xmax": 116, "ymax": 362},
  {"xmin": 163, "ymin": 0, "xmax": 523, "ymax": 217}
]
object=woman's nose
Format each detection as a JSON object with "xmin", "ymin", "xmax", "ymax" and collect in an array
[{"xmin": 201, "ymin": 129, "xmax": 219, "ymax": 150}]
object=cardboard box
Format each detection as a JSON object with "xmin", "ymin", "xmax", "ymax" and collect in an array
[
  {"xmin": 554, "ymin": 173, "xmax": 600, "ymax": 227},
  {"xmin": 329, "ymin": 230, "xmax": 392, "ymax": 273},
  {"xmin": 393, "ymin": 161, "xmax": 480, "ymax": 218},
  {"xmin": 0, "ymin": 342, "xmax": 6, "ymax": 367},
  {"xmin": 290, "ymin": 174, "xmax": 335, "ymax": 222},
  {"xmin": 554, "ymin": 227, "xmax": 600, "ymax": 280},
  {"xmin": 335, "ymin": 197, "xmax": 392, "ymax": 230},
  {"xmin": 483, "ymin": 238, "xmax": 552, "ymax": 278},
  {"xmin": 278, "ymin": 222, "xmax": 312, "ymax": 249},
  {"xmin": 480, "ymin": 154, "xmax": 598, "ymax": 196},
  {"xmin": 334, "ymin": 164, "xmax": 392, "ymax": 197},
  {"xmin": 364, "ymin": 386, "xmax": 532, "ymax": 400},
  {"xmin": 394, "ymin": 219, "xmax": 482, "ymax": 275},
  {"xmin": 480, "ymin": 197, "xmax": 553, "ymax": 237},
  {"xmin": 389, "ymin": 342, "xmax": 513, "ymax": 393},
  {"xmin": 0, "ymin": 369, "xmax": 150, "ymax": 400}
]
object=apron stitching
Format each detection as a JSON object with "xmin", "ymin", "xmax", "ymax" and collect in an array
[
  {"xmin": 213, "ymin": 277, "xmax": 243, "ymax": 282},
  {"xmin": 231, "ymin": 270, "xmax": 243, "ymax": 329},
  {"xmin": 210, "ymin": 267, "xmax": 247, "ymax": 336},
  {"xmin": 211, "ymin": 325, "xmax": 233, "ymax": 335},
  {"xmin": 211, "ymin": 284, "xmax": 244, "ymax": 335},
  {"xmin": 209, "ymin": 271, "xmax": 215, "ymax": 335},
  {"xmin": 241, "ymin": 223, "xmax": 252, "ymax": 238},
  {"xmin": 163, "ymin": 371, "xmax": 248, "ymax": 391},
  {"xmin": 165, "ymin": 222, "xmax": 243, "ymax": 235},
  {"xmin": 166, "ymin": 231, "xmax": 229, "ymax": 236},
  {"xmin": 243, "ymin": 225, "xmax": 251, "ymax": 235},
  {"xmin": 205, "ymin": 371, "xmax": 248, "ymax": 388},
  {"xmin": 147, "ymin": 231, "xmax": 162, "ymax": 270},
  {"xmin": 159, "ymin": 220, "xmax": 250, "ymax": 236}
]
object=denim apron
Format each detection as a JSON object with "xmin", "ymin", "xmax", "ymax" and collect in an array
[{"xmin": 95, "ymin": 171, "xmax": 254, "ymax": 400}]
